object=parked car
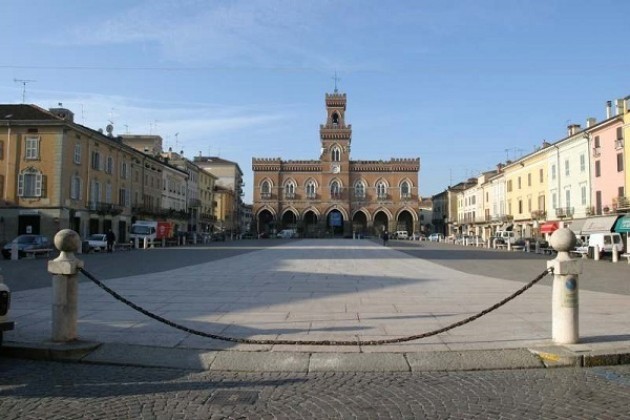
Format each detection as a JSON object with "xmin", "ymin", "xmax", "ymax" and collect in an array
[
  {"xmin": 428, "ymin": 233, "xmax": 444, "ymax": 242},
  {"xmin": 276, "ymin": 229, "xmax": 297, "ymax": 239},
  {"xmin": 394, "ymin": 231, "xmax": 409, "ymax": 240},
  {"xmin": 2, "ymin": 234, "xmax": 52, "ymax": 259},
  {"xmin": 86, "ymin": 233, "xmax": 108, "ymax": 252},
  {"xmin": 210, "ymin": 232, "xmax": 226, "ymax": 242}
]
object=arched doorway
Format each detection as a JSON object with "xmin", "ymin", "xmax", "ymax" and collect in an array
[
  {"xmin": 327, "ymin": 209, "xmax": 344, "ymax": 237},
  {"xmin": 303, "ymin": 210, "xmax": 318, "ymax": 238},
  {"xmin": 396, "ymin": 210, "xmax": 415, "ymax": 234},
  {"xmin": 280, "ymin": 210, "xmax": 298, "ymax": 230},
  {"xmin": 352, "ymin": 211, "xmax": 368, "ymax": 237},
  {"xmin": 257, "ymin": 209, "xmax": 275, "ymax": 236},
  {"xmin": 373, "ymin": 211, "xmax": 389, "ymax": 235}
]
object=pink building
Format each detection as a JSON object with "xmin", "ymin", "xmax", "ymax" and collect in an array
[{"xmin": 589, "ymin": 114, "xmax": 625, "ymax": 215}]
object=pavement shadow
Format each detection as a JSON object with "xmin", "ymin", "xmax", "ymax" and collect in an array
[{"xmin": 0, "ymin": 359, "xmax": 307, "ymax": 399}]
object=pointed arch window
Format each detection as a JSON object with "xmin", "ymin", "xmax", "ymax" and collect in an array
[
  {"xmin": 261, "ymin": 180, "xmax": 271, "ymax": 199},
  {"xmin": 285, "ymin": 181, "xmax": 296, "ymax": 199},
  {"xmin": 306, "ymin": 180, "xmax": 317, "ymax": 199},
  {"xmin": 330, "ymin": 180, "xmax": 341, "ymax": 199},
  {"xmin": 331, "ymin": 146, "xmax": 341, "ymax": 162},
  {"xmin": 377, "ymin": 182, "xmax": 388, "ymax": 199},
  {"xmin": 354, "ymin": 181, "xmax": 366, "ymax": 199},
  {"xmin": 401, "ymin": 181, "xmax": 411, "ymax": 199}
]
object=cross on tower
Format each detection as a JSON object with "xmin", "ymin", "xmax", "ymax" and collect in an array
[{"xmin": 332, "ymin": 71, "xmax": 341, "ymax": 93}]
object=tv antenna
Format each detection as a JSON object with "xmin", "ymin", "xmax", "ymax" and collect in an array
[{"xmin": 14, "ymin": 78, "xmax": 36, "ymax": 103}]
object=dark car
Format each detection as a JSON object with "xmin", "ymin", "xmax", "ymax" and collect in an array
[
  {"xmin": 211, "ymin": 232, "xmax": 226, "ymax": 242},
  {"xmin": 2, "ymin": 234, "xmax": 52, "ymax": 259}
]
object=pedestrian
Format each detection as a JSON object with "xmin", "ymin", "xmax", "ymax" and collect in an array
[
  {"xmin": 382, "ymin": 230, "xmax": 389, "ymax": 246},
  {"xmin": 106, "ymin": 229, "xmax": 116, "ymax": 253}
]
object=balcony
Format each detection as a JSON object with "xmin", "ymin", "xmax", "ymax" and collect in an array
[
  {"xmin": 612, "ymin": 196, "xmax": 630, "ymax": 211},
  {"xmin": 260, "ymin": 192, "xmax": 272, "ymax": 200},
  {"xmin": 188, "ymin": 198, "xmax": 201, "ymax": 208},
  {"xmin": 555, "ymin": 207, "xmax": 574, "ymax": 218},
  {"xmin": 615, "ymin": 139, "xmax": 624, "ymax": 149},
  {"xmin": 89, "ymin": 202, "xmax": 124, "ymax": 216},
  {"xmin": 200, "ymin": 212, "xmax": 217, "ymax": 222},
  {"xmin": 284, "ymin": 193, "xmax": 296, "ymax": 200},
  {"xmin": 531, "ymin": 210, "xmax": 547, "ymax": 220},
  {"xmin": 330, "ymin": 191, "xmax": 342, "ymax": 200},
  {"xmin": 592, "ymin": 147, "xmax": 601, "ymax": 157}
]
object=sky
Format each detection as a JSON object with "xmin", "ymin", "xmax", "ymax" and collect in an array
[{"xmin": 1, "ymin": 0, "xmax": 629, "ymax": 203}]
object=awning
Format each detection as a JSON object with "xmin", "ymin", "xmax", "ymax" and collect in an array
[
  {"xmin": 567, "ymin": 218, "xmax": 586, "ymax": 235},
  {"xmin": 581, "ymin": 215, "xmax": 620, "ymax": 234},
  {"xmin": 614, "ymin": 215, "xmax": 630, "ymax": 233},
  {"xmin": 540, "ymin": 222, "xmax": 559, "ymax": 234}
]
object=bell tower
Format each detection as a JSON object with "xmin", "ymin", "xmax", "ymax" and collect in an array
[{"xmin": 320, "ymin": 91, "xmax": 352, "ymax": 172}]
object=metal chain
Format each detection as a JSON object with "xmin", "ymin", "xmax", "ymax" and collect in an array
[{"xmin": 78, "ymin": 267, "xmax": 553, "ymax": 346}]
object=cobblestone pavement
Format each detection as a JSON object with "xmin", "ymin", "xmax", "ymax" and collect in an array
[{"xmin": 1, "ymin": 359, "xmax": 629, "ymax": 419}]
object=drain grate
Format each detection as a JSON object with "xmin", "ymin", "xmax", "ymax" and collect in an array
[{"xmin": 206, "ymin": 390, "xmax": 259, "ymax": 405}]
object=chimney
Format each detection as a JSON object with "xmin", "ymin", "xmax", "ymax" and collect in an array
[
  {"xmin": 615, "ymin": 99, "xmax": 625, "ymax": 115},
  {"xmin": 606, "ymin": 101, "xmax": 612, "ymax": 118},
  {"xmin": 567, "ymin": 124, "xmax": 581, "ymax": 136},
  {"xmin": 586, "ymin": 117, "xmax": 597, "ymax": 128},
  {"xmin": 541, "ymin": 140, "xmax": 551, "ymax": 148},
  {"xmin": 497, "ymin": 163, "xmax": 504, "ymax": 172}
]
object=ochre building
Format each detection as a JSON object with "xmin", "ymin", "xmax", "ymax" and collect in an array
[{"xmin": 252, "ymin": 91, "xmax": 420, "ymax": 237}]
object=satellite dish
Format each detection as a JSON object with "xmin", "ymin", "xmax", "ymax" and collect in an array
[{"xmin": 105, "ymin": 124, "xmax": 114, "ymax": 135}]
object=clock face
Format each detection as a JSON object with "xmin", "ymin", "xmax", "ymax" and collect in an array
[{"xmin": 332, "ymin": 164, "xmax": 340, "ymax": 173}]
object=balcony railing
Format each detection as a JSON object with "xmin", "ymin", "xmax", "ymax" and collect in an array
[
  {"xmin": 284, "ymin": 193, "xmax": 296, "ymax": 200},
  {"xmin": 555, "ymin": 207, "xmax": 574, "ymax": 218},
  {"xmin": 614, "ymin": 196, "xmax": 630, "ymax": 211},
  {"xmin": 531, "ymin": 210, "xmax": 547, "ymax": 220},
  {"xmin": 260, "ymin": 192, "xmax": 272, "ymax": 199},
  {"xmin": 592, "ymin": 147, "xmax": 601, "ymax": 157},
  {"xmin": 89, "ymin": 202, "xmax": 124, "ymax": 215},
  {"xmin": 615, "ymin": 139, "xmax": 624, "ymax": 149},
  {"xmin": 188, "ymin": 198, "xmax": 201, "ymax": 208}
]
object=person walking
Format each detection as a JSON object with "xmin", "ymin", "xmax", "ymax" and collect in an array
[
  {"xmin": 106, "ymin": 229, "xmax": 116, "ymax": 253},
  {"xmin": 382, "ymin": 230, "xmax": 389, "ymax": 246}
]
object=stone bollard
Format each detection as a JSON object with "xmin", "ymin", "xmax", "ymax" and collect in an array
[
  {"xmin": 143, "ymin": 237, "xmax": 148, "ymax": 249},
  {"xmin": 507, "ymin": 240, "xmax": 512, "ymax": 251},
  {"xmin": 548, "ymin": 228, "xmax": 582, "ymax": 344},
  {"xmin": 612, "ymin": 245, "xmax": 619, "ymax": 263},
  {"xmin": 594, "ymin": 245, "xmax": 600, "ymax": 261},
  {"xmin": 134, "ymin": 237, "xmax": 139, "ymax": 249},
  {"xmin": 48, "ymin": 229, "xmax": 84, "ymax": 342},
  {"xmin": 525, "ymin": 240, "xmax": 530, "ymax": 253},
  {"xmin": 535, "ymin": 241, "xmax": 540, "ymax": 254}
]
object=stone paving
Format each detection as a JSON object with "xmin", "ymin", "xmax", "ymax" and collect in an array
[
  {"xmin": 1, "ymin": 358, "xmax": 629, "ymax": 419},
  {"xmin": 5, "ymin": 239, "xmax": 630, "ymax": 357}
]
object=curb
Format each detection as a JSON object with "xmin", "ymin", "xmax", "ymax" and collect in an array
[{"xmin": 3, "ymin": 341, "xmax": 630, "ymax": 373}]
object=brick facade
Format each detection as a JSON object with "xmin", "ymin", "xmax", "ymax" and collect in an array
[{"xmin": 252, "ymin": 91, "xmax": 420, "ymax": 237}]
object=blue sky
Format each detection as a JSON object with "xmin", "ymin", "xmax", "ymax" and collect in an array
[{"xmin": 2, "ymin": 0, "xmax": 629, "ymax": 203}]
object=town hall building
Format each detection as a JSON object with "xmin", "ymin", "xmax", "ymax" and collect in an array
[{"xmin": 252, "ymin": 90, "xmax": 420, "ymax": 237}]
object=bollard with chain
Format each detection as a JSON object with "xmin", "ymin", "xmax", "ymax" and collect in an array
[
  {"xmin": 548, "ymin": 228, "xmax": 582, "ymax": 344},
  {"xmin": 48, "ymin": 229, "xmax": 84, "ymax": 342}
]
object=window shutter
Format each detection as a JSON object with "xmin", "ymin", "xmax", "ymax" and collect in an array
[
  {"xmin": 18, "ymin": 173, "xmax": 24, "ymax": 196},
  {"xmin": 36, "ymin": 173, "xmax": 43, "ymax": 197}
]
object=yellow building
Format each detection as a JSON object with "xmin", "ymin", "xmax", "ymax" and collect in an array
[{"xmin": 503, "ymin": 149, "xmax": 548, "ymax": 238}]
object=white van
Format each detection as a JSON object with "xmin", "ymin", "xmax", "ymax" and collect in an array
[
  {"xmin": 395, "ymin": 231, "xmax": 409, "ymax": 240},
  {"xmin": 276, "ymin": 229, "xmax": 297, "ymax": 239},
  {"xmin": 587, "ymin": 232, "xmax": 624, "ymax": 256},
  {"xmin": 494, "ymin": 230, "xmax": 517, "ymax": 244}
]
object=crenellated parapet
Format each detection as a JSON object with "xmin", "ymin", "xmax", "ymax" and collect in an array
[
  {"xmin": 325, "ymin": 92, "xmax": 347, "ymax": 109},
  {"xmin": 252, "ymin": 157, "xmax": 282, "ymax": 171},
  {"xmin": 281, "ymin": 160, "xmax": 321, "ymax": 172},
  {"xmin": 350, "ymin": 158, "xmax": 420, "ymax": 172}
]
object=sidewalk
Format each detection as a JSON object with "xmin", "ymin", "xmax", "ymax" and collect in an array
[{"xmin": 2, "ymin": 240, "xmax": 629, "ymax": 372}]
